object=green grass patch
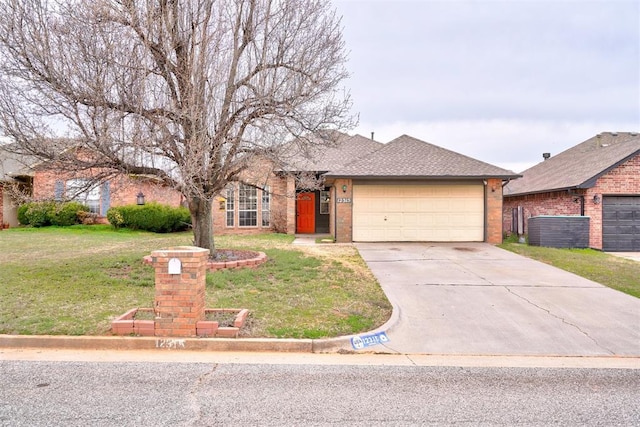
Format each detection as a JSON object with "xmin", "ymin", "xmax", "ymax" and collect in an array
[
  {"xmin": 0, "ymin": 227, "xmax": 391, "ymax": 337},
  {"xmin": 499, "ymin": 241, "xmax": 640, "ymax": 298}
]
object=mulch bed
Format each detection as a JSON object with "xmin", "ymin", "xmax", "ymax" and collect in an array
[{"xmin": 210, "ymin": 249, "xmax": 260, "ymax": 262}]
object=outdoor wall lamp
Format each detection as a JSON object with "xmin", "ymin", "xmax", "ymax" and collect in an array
[
  {"xmin": 136, "ymin": 192, "xmax": 146, "ymax": 205},
  {"xmin": 593, "ymin": 194, "xmax": 601, "ymax": 205},
  {"xmin": 342, "ymin": 184, "xmax": 347, "ymax": 193}
]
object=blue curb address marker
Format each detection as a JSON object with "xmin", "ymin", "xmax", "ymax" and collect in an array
[{"xmin": 351, "ymin": 331, "xmax": 389, "ymax": 350}]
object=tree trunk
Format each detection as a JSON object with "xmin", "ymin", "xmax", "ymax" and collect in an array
[{"xmin": 189, "ymin": 196, "xmax": 215, "ymax": 253}]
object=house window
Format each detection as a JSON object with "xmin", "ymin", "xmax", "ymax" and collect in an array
[
  {"xmin": 238, "ymin": 184, "xmax": 257, "ymax": 227},
  {"xmin": 320, "ymin": 190, "xmax": 330, "ymax": 214},
  {"xmin": 66, "ymin": 179, "xmax": 100, "ymax": 214},
  {"xmin": 262, "ymin": 185, "xmax": 270, "ymax": 227},
  {"xmin": 225, "ymin": 185, "xmax": 235, "ymax": 227}
]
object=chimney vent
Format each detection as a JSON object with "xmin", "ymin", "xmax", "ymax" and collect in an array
[
  {"xmin": 371, "ymin": 132, "xmax": 374, "ymax": 140},
  {"xmin": 543, "ymin": 153, "xmax": 551, "ymax": 160}
]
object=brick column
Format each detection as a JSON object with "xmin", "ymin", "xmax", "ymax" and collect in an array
[
  {"xmin": 334, "ymin": 179, "xmax": 353, "ymax": 243},
  {"xmin": 151, "ymin": 246, "xmax": 210, "ymax": 337},
  {"xmin": 485, "ymin": 178, "xmax": 504, "ymax": 244}
]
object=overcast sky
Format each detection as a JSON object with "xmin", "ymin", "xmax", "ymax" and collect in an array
[{"xmin": 333, "ymin": 0, "xmax": 640, "ymax": 172}]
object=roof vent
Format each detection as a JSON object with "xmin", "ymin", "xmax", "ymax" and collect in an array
[
  {"xmin": 542, "ymin": 152, "xmax": 551, "ymax": 160},
  {"xmin": 610, "ymin": 132, "xmax": 618, "ymax": 136},
  {"xmin": 371, "ymin": 132, "xmax": 374, "ymax": 140},
  {"xmin": 630, "ymin": 132, "xmax": 638, "ymax": 136}
]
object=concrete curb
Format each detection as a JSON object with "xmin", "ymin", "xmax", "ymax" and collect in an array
[
  {"xmin": 0, "ymin": 335, "xmax": 314, "ymax": 353},
  {"xmin": 0, "ymin": 316, "xmax": 398, "ymax": 355},
  {"xmin": 0, "ymin": 303, "xmax": 401, "ymax": 355}
]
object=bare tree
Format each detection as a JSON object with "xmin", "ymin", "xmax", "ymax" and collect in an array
[{"xmin": 0, "ymin": 0, "xmax": 354, "ymax": 251}]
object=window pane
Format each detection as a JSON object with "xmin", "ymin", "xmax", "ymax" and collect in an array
[
  {"xmin": 320, "ymin": 190, "xmax": 330, "ymax": 215},
  {"xmin": 66, "ymin": 179, "xmax": 100, "ymax": 214},
  {"xmin": 226, "ymin": 185, "xmax": 235, "ymax": 227},
  {"xmin": 261, "ymin": 185, "xmax": 270, "ymax": 227},
  {"xmin": 239, "ymin": 184, "xmax": 257, "ymax": 227}
]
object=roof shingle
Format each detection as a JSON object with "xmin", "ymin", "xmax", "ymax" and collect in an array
[
  {"xmin": 504, "ymin": 132, "xmax": 640, "ymax": 196},
  {"xmin": 282, "ymin": 132, "xmax": 383, "ymax": 172},
  {"xmin": 325, "ymin": 134, "xmax": 519, "ymax": 179}
]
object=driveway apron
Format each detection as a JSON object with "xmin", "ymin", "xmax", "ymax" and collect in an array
[{"xmin": 356, "ymin": 242, "xmax": 640, "ymax": 356}]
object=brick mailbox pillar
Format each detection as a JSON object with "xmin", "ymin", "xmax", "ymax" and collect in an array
[{"xmin": 151, "ymin": 246, "xmax": 210, "ymax": 337}]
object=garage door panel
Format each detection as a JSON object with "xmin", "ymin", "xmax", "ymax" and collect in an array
[
  {"xmin": 353, "ymin": 184, "xmax": 484, "ymax": 242},
  {"xmin": 602, "ymin": 196, "xmax": 640, "ymax": 251}
]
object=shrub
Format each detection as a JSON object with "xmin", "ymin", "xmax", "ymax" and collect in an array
[
  {"xmin": 51, "ymin": 201, "xmax": 90, "ymax": 226},
  {"xmin": 106, "ymin": 207, "xmax": 125, "ymax": 229},
  {"xmin": 107, "ymin": 203, "xmax": 191, "ymax": 233},
  {"xmin": 18, "ymin": 201, "xmax": 90, "ymax": 227},
  {"xmin": 17, "ymin": 203, "xmax": 31, "ymax": 225},
  {"xmin": 24, "ymin": 201, "xmax": 56, "ymax": 227}
]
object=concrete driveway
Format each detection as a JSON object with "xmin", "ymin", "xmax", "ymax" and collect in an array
[{"xmin": 356, "ymin": 243, "xmax": 640, "ymax": 356}]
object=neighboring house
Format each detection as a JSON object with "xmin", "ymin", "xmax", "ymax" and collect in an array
[
  {"xmin": 0, "ymin": 144, "xmax": 36, "ymax": 227},
  {"xmin": 215, "ymin": 133, "xmax": 519, "ymax": 244},
  {"xmin": 0, "ymin": 143, "xmax": 184, "ymax": 225},
  {"xmin": 503, "ymin": 132, "xmax": 640, "ymax": 251},
  {"xmin": 33, "ymin": 167, "xmax": 184, "ymax": 219}
]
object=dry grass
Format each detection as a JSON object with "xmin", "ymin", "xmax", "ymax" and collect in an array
[{"xmin": 0, "ymin": 226, "xmax": 392, "ymax": 338}]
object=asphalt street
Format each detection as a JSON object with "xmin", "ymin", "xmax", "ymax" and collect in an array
[{"xmin": 1, "ymin": 359, "xmax": 639, "ymax": 426}]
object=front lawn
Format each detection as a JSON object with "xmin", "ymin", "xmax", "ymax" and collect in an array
[
  {"xmin": 0, "ymin": 226, "xmax": 391, "ymax": 337},
  {"xmin": 499, "ymin": 241, "xmax": 640, "ymax": 298}
]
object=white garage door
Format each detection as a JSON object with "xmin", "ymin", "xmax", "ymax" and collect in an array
[{"xmin": 353, "ymin": 184, "xmax": 484, "ymax": 242}]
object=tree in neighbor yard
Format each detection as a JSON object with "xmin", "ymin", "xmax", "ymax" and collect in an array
[{"xmin": 0, "ymin": 0, "xmax": 354, "ymax": 251}]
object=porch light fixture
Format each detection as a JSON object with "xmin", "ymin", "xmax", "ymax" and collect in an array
[
  {"xmin": 592, "ymin": 194, "xmax": 601, "ymax": 205},
  {"xmin": 136, "ymin": 192, "xmax": 146, "ymax": 205},
  {"xmin": 342, "ymin": 184, "xmax": 347, "ymax": 193}
]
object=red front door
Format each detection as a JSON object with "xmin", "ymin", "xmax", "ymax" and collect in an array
[{"xmin": 296, "ymin": 192, "xmax": 315, "ymax": 234}]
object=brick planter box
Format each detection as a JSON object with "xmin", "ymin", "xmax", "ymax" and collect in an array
[
  {"xmin": 111, "ymin": 308, "xmax": 249, "ymax": 338},
  {"xmin": 142, "ymin": 251, "xmax": 267, "ymax": 271},
  {"xmin": 111, "ymin": 308, "xmax": 156, "ymax": 336}
]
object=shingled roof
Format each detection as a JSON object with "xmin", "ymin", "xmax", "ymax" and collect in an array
[
  {"xmin": 284, "ymin": 132, "xmax": 383, "ymax": 172},
  {"xmin": 325, "ymin": 134, "xmax": 519, "ymax": 179},
  {"xmin": 0, "ymin": 143, "xmax": 37, "ymax": 182},
  {"xmin": 504, "ymin": 132, "xmax": 640, "ymax": 196}
]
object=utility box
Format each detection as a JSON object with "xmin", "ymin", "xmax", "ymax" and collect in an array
[{"xmin": 528, "ymin": 216, "xmax": 590, "ymax": 248}]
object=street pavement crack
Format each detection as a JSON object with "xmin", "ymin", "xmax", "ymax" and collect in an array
[
  {"xmin": 505, "ymin": 287, "xmax": 615, "ymax": 355},
  {"xmin": 186, "ymin": 363, "xmax": 218, "ymax": 425}
]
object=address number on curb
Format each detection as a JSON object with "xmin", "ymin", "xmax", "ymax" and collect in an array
[{"xmin": 351, "ymin": 331, "xmax": 389, "ymax": 350}]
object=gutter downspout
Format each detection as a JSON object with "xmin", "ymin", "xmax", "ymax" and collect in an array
[
  {"xmin": 483, "ymin": 179, "xmax": 488, "ymax": 242},
  {"xmin": 333, "ymin": 185, "xmax": 338, "ymax": 241}
]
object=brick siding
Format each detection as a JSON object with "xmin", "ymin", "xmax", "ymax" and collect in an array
[
  {"xmin": 503, "ymin": 153, "xmax": 640, "ymax": 249},
  {"xmin": 333, "ymin": 178, "xmax": 353, "ymax": 243},
  {"xmin": 33, "ymin": 169, "xmax": 182, "ymax": 215},
  {"xmin": 485, "ymin": 178, "xmax": 504, "ymax": 244}
]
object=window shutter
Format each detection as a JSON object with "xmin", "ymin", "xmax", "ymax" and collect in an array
[
  {"xmin": 100, "ymin": 181, "xmax": 110, "ymax": 216},
  {"xmin": 54, "ymin": 180, "xmax": 64, "ymax": 201}
]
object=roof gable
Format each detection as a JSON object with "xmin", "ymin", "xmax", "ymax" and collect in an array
[
  {"xmin": 283, "ymin": 132, "xmax": 383, "ymax": 172},
  {"xmin": 325, "ymin": 134, "xmax": 519, "ymax": 179},
  {"xmin": 0, "ymin": 143, "xmax": 38, "ymax": 181},
  {"xmin": 504, "ymin": 132, "xmax": 640, "ymax": 196}
]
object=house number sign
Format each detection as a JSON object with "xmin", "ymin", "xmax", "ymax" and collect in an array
[{"xmin": 336, "ymin": 198, "xmax": 351, "ymax": 203}]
